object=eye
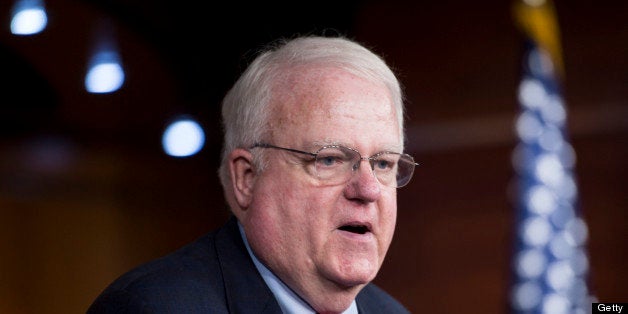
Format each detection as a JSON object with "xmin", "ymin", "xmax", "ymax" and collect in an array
[
  {"xmin": 372, "ymin": 154, "xmax": 399, "ymax": 172},
  {"xmin": 315, "ymin": 147, "xmax": 351, "ymax": 168},
  {"xmin": 375, "ymin": 159, "xmax": 392, "ymax": 170},
  {"xmin": 317, "ymin": 155, "xmax": 344, "ymax": 167},
  {"xmin": 320, "ymin": 156, "xmax": 338, "ymax": 166}
]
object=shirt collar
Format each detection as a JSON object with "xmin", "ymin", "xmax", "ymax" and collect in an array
[{"xmin": 238, "ymin": 222, "xmax": 358, "ymax": 314}]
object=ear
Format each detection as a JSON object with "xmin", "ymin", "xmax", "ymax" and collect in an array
[{"xmin": 228, "ymin": 148, "xmax": 257, "ymax": 210}]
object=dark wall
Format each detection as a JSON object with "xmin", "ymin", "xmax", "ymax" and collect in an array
[{"xmin": 0, "ymin": 1, "xmax": 626, "ymax": 313}]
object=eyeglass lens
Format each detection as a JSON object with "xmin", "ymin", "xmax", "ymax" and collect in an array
[{"xmin": 314, "ymin": 146, "xmax": 415, "ymax": 188}]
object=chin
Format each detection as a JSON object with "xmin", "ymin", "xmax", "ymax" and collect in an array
[
  {"xmin": 332, "ymin": 263, "xmax": 378, "ymax": 288},
  {"xmin": 321, "ymin": 247, "xmax": 383, "ymax": 288}
]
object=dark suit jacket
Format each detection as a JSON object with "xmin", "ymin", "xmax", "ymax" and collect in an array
[{"xmin": 87, "ymin": 216, "xmax": 409, "ymax": 313}]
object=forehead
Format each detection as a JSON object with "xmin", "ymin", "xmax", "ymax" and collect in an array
[{"xmin": 269, "ymin": 66, "xmax": 401, "ymax": 150}]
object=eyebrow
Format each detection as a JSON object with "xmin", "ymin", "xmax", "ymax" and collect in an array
[{"xmin": 310, "ymin": 140, "xmax": 403, "ymax": 153}]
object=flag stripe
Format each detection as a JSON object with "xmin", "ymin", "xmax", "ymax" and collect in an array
[{"xmin": 510, "ymin": 1, "xmax": 593, "ymax": 313}]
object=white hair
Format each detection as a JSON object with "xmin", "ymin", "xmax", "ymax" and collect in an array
[{"xmin": 218, "ymin": 35, "xmax": 405, "ymax": 190}]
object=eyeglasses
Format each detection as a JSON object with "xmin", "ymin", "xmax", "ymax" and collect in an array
[{"xmin": 250, "ymin": 143, "xmax": 418, "ymax": 188}]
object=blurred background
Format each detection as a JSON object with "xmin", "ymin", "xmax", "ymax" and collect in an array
[{"xmin": 0, "ymin": 0, "xmax": 626, "ymax": 313}]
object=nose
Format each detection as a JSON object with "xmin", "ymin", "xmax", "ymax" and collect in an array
[{"xmin": 344, "ymin": 159, "xmax": 382, "ymax": 203}]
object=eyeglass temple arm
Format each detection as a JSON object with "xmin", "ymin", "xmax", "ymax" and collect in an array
[{"xmin": 250, "ymin": 143, "xmax": 317, "ymax": 157}]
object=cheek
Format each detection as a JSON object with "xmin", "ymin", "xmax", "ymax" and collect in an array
[
  {"xmin": 274, "ymin": 185, "xmax": 346, "ymax": 258},
  {"xmin": 247, "ymin": 181, "xmax": 342, "ymax": 268},
  {"xmin": 378, "ymin": 194, "xmax": 398, "ymax": 252},
  {"xmin": 249, "ymin": 175, "xmax": 327, "ymax": 238}
]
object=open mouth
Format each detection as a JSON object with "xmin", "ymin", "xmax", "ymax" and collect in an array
[{"xmin": 338, "ymin": 224, "xmax": 371, "ymax": 235}]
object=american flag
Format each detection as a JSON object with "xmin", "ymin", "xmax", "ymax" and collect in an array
[{"xmin": 509, "ymin": 1, "xmax": 593, "ymax": 313}]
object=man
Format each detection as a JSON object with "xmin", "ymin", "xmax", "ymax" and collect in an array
[{"xmin": 88, "ymin": 35, "xmax": 416, "ymax": 313}]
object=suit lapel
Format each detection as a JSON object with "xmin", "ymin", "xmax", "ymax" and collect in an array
[
  {"xmin": 355, "ymin": 286, "xmax": 376, "ymax": 314},
  {"xmin": 215, "ymin": 217, "xmax": 282, "ymax": 314}
]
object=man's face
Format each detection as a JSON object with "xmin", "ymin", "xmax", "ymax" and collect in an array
[{"xmin": 241, "ymin": 66, "xmax": 401, "ymax": 300}]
